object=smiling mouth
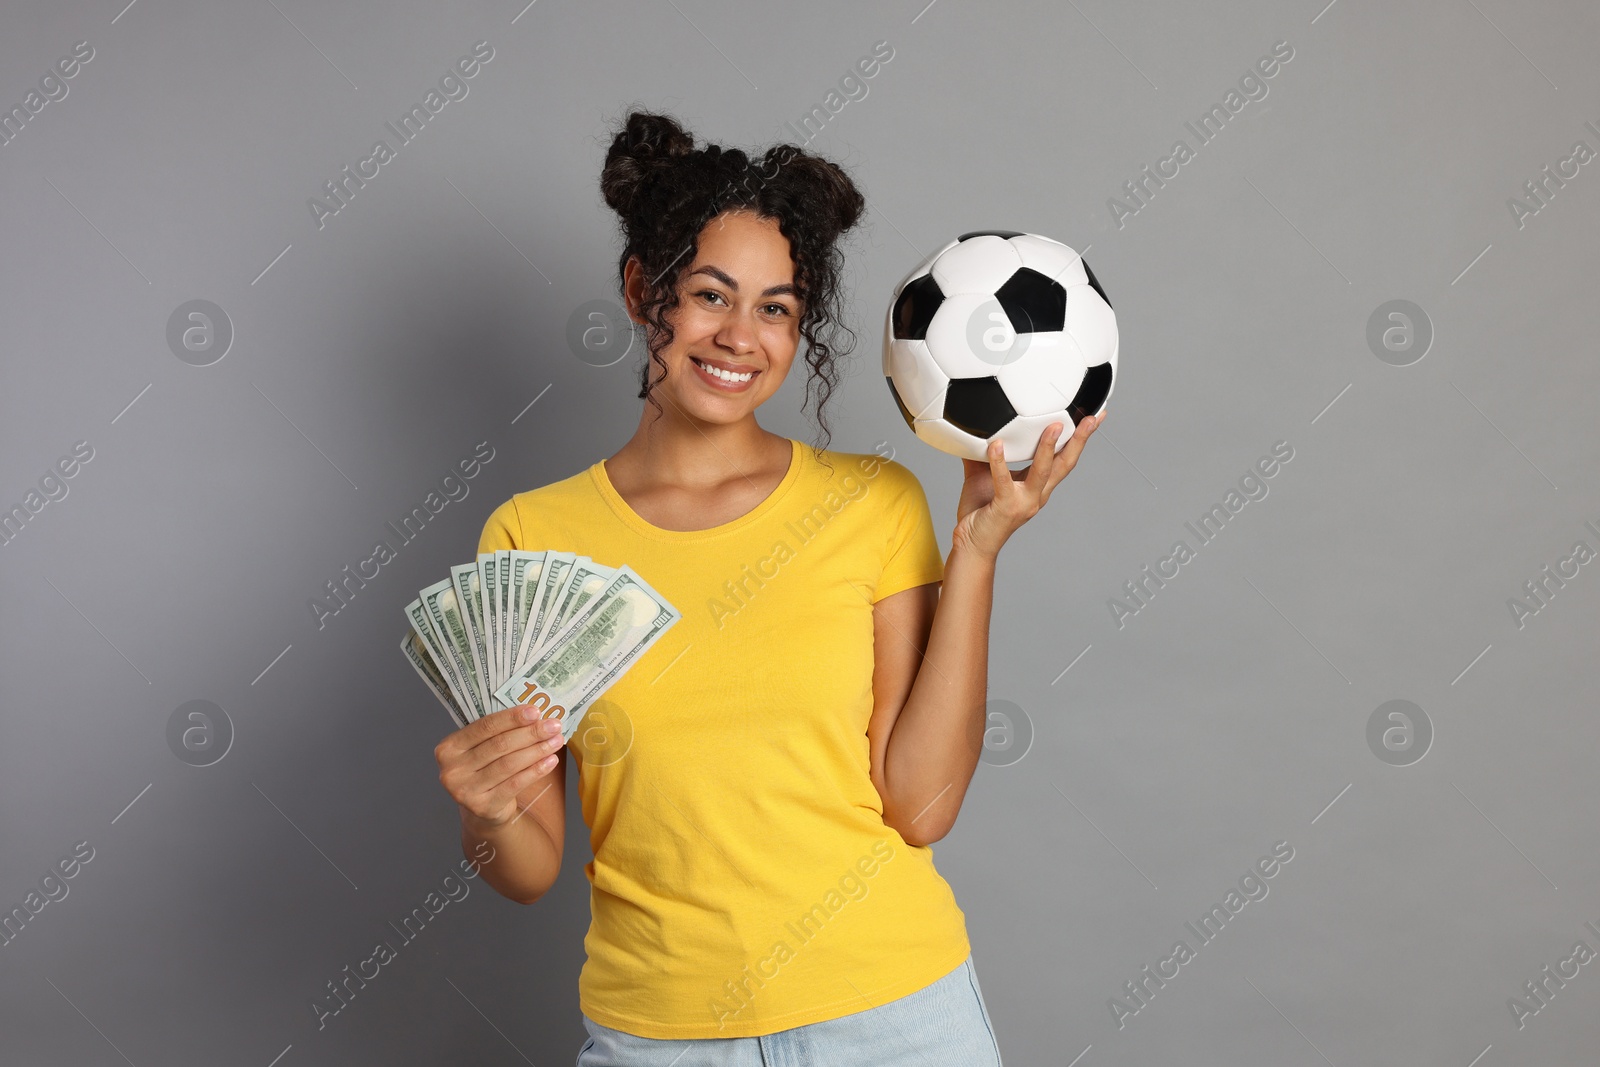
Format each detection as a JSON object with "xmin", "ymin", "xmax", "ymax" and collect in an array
[{"xmin": 690, "ymin": 357, "xmax": 759, "ymax": 385}]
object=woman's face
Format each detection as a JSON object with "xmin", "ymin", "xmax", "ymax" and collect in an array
[{"xmin": 625, "ymin": 210, "xmax": 802, "ymax": 425}]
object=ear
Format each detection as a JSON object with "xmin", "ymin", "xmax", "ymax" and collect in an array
[{"xmin": 622, "ymin": 257, "xmax": 649, "ymax": 325}]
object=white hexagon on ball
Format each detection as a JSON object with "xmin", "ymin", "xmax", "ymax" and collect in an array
[
  {"xmin": 996, "ymin": 340, "xmax": 1088, "ymax": 419},
  {"xmin": 930, "ymin": 234, "xmax": 1023, "ymax": 296},
  {"xmin": 882, "ymin": 335, "xmax": 948, "ymax": 422}
]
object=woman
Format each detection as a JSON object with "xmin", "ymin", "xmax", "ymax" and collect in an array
[{"xmin": 434, "ymin": 110, "xmax": 1103, "ymax": 1065}]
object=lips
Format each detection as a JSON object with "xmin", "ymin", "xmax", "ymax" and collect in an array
[{"xmin": 690, "ymin": 356, "xmax": 759, "ymax": 388}]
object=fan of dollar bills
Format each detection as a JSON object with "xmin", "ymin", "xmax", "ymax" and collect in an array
[{"xmin": 401, "ymin": 551, "xmax": 680, "ymax": 740}]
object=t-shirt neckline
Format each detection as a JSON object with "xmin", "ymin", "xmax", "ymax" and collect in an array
[{"xmin": 589, "ymin": 437, "xmax": 805, "ymax": 542}]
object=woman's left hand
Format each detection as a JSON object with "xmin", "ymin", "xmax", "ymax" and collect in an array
[{"xmin": 952, "ymin": 410, "xmax": 1106, "ymax": 562}]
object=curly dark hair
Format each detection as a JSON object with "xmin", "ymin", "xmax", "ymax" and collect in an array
[{"xmin": 599, "ymin": 109, "xmax": 866, "ymax": 460}]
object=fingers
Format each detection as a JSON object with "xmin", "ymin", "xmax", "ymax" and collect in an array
[
  {"xmin": 503, "ymin": 762, "xmax": 563, "ymax": 812},
  {"xmin": 985, "ymin": 408, "xmax": 1106, "ymax": 510},
  {"xmin": 476, "ymin": 728, "xmax": 565, "ymax": 789},
  {"xmin": 435, "ymin": 703, "xmax": 539, "ymax": 764},
  {"xmin": 1056, "ymin": 413, "xmax": 1094, "ymax": 462},
  {"xmin": 465, "ymin": 716, "xmax": 564, "ymax": 775},
  {"xmin": 464, "ymin": 749, "xmax": 563, "ymax": 828},
  {"xmin": 1022, "ymin": 422, "xmax": 1064, "ymax": 498},
  {"xmin": 440, "ymin": 720, "xmax": 565, "ymax": 820},
  {"xmin": 985, "ymin": 436, "xmax": 1011, "ymax": 500},
  {"xmin": 1040, "ymin": 410, "xmax": 1104, "ymax": 504}
]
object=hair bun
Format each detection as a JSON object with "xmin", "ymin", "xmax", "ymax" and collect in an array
[{"xmin": 600, "ymin": 111, "xmax": 696, "ymax": 216}]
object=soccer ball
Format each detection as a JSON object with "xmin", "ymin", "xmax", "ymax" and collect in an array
[{"xmin": 883, "ymin": 230, "xmax": 1117, "ymax": 462}]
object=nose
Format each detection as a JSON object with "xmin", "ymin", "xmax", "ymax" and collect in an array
[{"xmin": 716, "ymin": 308, "xmax": 758, "ymax": 356}]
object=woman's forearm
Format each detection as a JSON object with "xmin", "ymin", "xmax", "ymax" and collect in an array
[
  {"xmin": 461, "ymin": 804, "xmax": 561, "ymax": 905},
  {"xmin": 881, "ymin": 541, "xmax": 996, "ymax": 846}
]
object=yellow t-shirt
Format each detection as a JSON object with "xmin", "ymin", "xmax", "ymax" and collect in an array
[{"xmin": 477, "ymin": 437, "xmax": 971, "ymax": 1039}]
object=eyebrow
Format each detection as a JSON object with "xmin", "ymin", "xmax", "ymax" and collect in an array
[{"xmin": 688, "ymin": 265, "xmax": 797, "ymax": 298}]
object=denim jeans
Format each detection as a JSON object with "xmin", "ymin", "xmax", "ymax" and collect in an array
[{"xmin": 574, "ymin": 955, "xmax": 1002, "ymax": 1066}]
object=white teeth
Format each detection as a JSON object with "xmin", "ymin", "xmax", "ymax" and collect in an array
[{"xmin": 693, "ymin": 358, "xmax": 754, "ymax": 383}]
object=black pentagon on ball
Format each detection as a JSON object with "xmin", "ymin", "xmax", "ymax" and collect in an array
[
  {"xmin": 885, "ymin": 376, "xmax": 918, "ymax": 430},
  {"xmin": 1081, "ymin": 258, "xmax": 1111, "ymax": 309},
  {"xmin": 943, "ymin": 376, "xmax": 1017, "ymax": 439},
  {"xmin": 1066, "ymin": 362, "xmax": 1113, "ymax": 424},
  {"xmin": 957, "ymin": 229, "xmax": 1024, "ymax": 241},
  {"xmin": 994, "ymin": 267, "xmax": 1066, "ymax": 333},
  {"xmin": 891, "ymin": 273, "xmax": 943, "ymax": 340}
]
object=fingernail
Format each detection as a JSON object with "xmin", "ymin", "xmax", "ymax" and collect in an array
[{"xmin": 520, "ymin": 705, "xmax": 539, "ymax": 722}]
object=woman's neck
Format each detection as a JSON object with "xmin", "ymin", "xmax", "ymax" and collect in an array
[{"xmin": 608, "ymin": 408, "xmax": 789, "ymax": 493}]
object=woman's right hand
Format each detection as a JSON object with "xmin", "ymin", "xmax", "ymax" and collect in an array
[{"xmin": 434, "ymin": 705, "xmax": 567, "ymax": 829}]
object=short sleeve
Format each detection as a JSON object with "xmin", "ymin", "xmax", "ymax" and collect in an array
[
  {"xmin": 873, "ymin": 461, "xmax": 945, "ymax": 602},
  {"xmin": 478, "ymin": 496, "xmax": 523, "ymax": 554}
]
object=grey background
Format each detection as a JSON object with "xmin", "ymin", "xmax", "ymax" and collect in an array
[{"xmin": 3, "ymin": 0, "xmax": 1598, "ymax": 1063}]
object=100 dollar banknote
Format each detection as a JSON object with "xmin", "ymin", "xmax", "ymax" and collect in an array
[
  {"xmin": 401, "ymin": 628, "xmax": 468, "ymax": 729},
  {"xmin": 491, "ymin": 564, "xmax": 679, "ymax": 741}
]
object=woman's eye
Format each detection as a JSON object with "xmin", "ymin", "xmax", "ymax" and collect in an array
[{"xmin": 695, "ymin": 291, "xmax": 790, "ymax": 317}]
